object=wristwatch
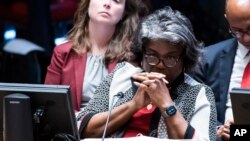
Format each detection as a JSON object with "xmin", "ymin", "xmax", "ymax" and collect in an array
[{"xmin": 161, "ymin": 104, "xmax": 177, "ymax": 118}]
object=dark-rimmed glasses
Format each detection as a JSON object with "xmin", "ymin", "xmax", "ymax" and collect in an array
[
  {"xmin": 144, "ymin": 54, "xmax": 181, "ymax": 68},
  {"xmin": 229, "ymin": 29, "xmax": 250, "ymax": 39}
]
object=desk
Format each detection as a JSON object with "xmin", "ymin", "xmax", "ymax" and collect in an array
[{"xmin": 82, "ymin": 136, "xmax": 197, "ymax": 141}]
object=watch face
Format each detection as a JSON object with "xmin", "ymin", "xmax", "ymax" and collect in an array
[{"xmin": 166, "ymin": 105, "xmax": 177, "ymax": 116}]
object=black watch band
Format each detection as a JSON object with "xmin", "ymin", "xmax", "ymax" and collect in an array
[{"xmin": 160, "ymin": 103, "xmax": 177, "ymax": 118}]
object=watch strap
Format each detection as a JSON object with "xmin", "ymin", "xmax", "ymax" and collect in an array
[{"xmin": 160, "ymin": 103, "xmax": 177, "ymax": 118}]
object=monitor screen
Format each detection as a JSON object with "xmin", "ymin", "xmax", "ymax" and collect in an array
[
  {"xmin": 0, "ymin": 83, "xmax": 79, "ymax": 141},
  {"xmin": 230, "ymin": 87, "xmax": 250, "ymax": 125}
]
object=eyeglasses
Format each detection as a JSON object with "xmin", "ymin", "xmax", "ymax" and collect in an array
[
  {"xmin": 144, "ymin": 54, "xmax": 181, "ymax": 68},
  {"xmin": 229, "ymin": 29, "xmax": 250, "ymax": 39}
]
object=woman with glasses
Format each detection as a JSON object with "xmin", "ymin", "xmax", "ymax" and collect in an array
[{"xmin": 77, "ymin": 6, "xmax": 217, "ymax": 140}]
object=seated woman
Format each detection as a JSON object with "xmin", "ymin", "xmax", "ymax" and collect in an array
[{"xmin": 77, "ymin": 6, "xmax": 217, "ymax": 141}]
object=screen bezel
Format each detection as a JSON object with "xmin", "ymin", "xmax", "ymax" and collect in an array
[
  {"xmin": 0, "ymin": 83, "xmax": 79, "ymax": 141},
  {"xmin": 230, "ymin": 87, "xmax": 250, "ymax": 125}
]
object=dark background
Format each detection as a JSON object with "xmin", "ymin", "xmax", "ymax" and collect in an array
[{"xmin": 0, "ymin": 0, "xmax": 232, "ymax": 84}]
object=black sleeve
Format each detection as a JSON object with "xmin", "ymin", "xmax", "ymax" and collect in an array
[
  {"xmin": 79, "ymin": 113, "xmax": 95, "ymax": 139},
  {"xmin": 184, "ymin": 124, "xmax": 195, "ymax": 139}
]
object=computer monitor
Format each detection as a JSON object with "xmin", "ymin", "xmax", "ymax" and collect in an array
[
  {"xmin": 230, "ymin": 87, "xmax": 250, "ymax": 125},
  {"xmin": 0, "ymin": 83, "xmax": 79, "ymax": 141}
]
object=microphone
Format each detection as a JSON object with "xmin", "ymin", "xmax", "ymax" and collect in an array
[{"xmin": 102, "ymin": 92, "xmax": 124, "ymax": 141}]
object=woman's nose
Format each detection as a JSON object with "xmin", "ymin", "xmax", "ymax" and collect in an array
[
  {"xmin": 157, "ymin": 60, "xmax": 166, "ymax": 69},
  {"xmin": 103, "ymin": 0, "xmax": 111, "ymax": 8}
]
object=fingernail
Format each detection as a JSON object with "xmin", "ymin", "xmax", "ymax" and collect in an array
[{"xmin": 162, "ymin": 78, "xmax": 169, "ymax": 84}]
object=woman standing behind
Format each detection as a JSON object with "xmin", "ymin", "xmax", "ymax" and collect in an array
[{"xmin": 45, "ymin": 0, "xmax": 143, "ymax": 111}]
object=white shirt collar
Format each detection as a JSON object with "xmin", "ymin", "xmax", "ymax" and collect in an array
[{"xmin": 238, "ymin": 41, "xmax": 250, "ymax": 59}]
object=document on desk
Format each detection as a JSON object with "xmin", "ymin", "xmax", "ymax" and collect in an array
[{"xmin": 82, "ymin": 135, "xmax": 196, "ymax": 141}]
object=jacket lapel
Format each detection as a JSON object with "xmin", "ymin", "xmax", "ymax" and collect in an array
[
  {"xmin": 73, "ymin": 53, "xmax": 87, "ymax": 111},
  {"xmin": 219, "ymin": 39, "xmax": 238, "ymax": 105}
]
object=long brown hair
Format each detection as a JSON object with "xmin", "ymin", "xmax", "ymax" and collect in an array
[{"xmin": 68, "ymin": 0, "xmax": 143, "ymax": 66}]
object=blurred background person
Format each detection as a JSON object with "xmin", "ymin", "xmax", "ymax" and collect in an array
[
  {"xmin": 192, "ymin": 0, "xmax": 250, "ymax": 140},
  {"xmin": 44, "ymin": 0, "xmax": 144, "ymax": 111}
]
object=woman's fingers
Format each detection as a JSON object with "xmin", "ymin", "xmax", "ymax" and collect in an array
[
  {"xmin": 141, "ymin": 79, "xmax": 156, "ymax": 86},
  {"xmin": 132, "ymin": 82, "xmax": 152, "ymax": 109},
  {"xmin": 147, "ymin": 72, "xmax": 167, "ymax": 82},
  {"xmin": 134, "ymin": 72, "xmax": 169, "ymax": 85},
  {"xmin": 134, "ymin": 81, "xmax": 147, "ymax": 89},
  {"xmin": 132, "ymin": 72, "xmax": 150, "ymax": 82}
]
